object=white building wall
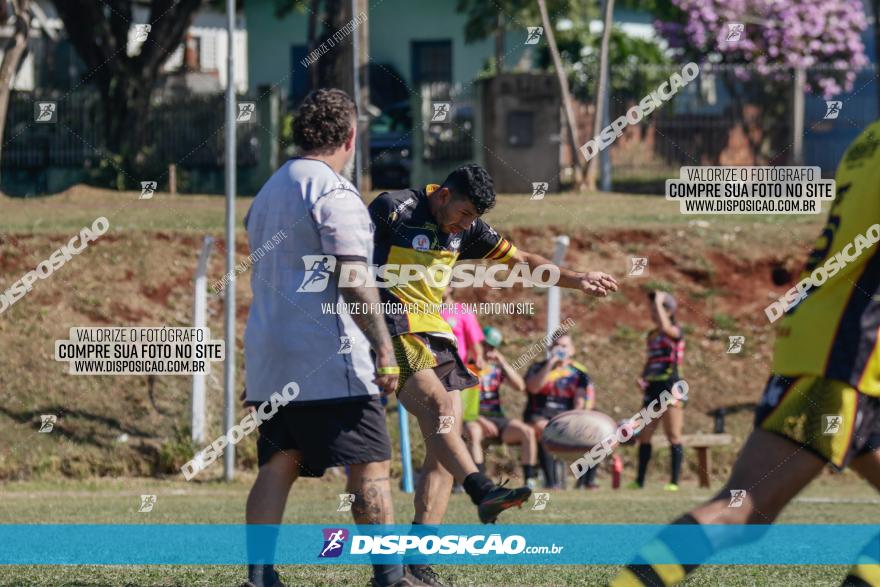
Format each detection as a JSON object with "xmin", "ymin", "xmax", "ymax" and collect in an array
[{"xmin": 1, "ymin": 2, "xmax": 247, "ymax": 93}]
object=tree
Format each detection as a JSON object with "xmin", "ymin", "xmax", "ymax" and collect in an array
[
  {"xmin": 585, "ymin": 0, "xmax": 613, "ymax": 191},
  {"xmin": 457, "ymin": 0, "xmax": 588, "ymax": 185},
  {"xmin": 536, "ymin": 0, "xmax": 586, "ymax": 186},
  {"xmin": 874, "ymin": 0, "xmax": 880, "ymax": 115},
  {"xmin": 456, "ymin": 0, "xmax": 571, "ymax": 75},
  {"xmin": 51, "ymin": 0, "xmax": 205, "ymax": 184},
  {"xmin": 654, "ymin": 0, "xmax": 869, "ymax": 164},
  {"xmin": 274, "ymin": 0, "xmax": 369, "ymax": 189},
  {"xmin": 656, "ymin": 0, "xmax": 869, "ymax": 97},
  {"xmin": 0, "ymin": 0, "xmax": 31, "ymax": 180},
  {"xmin": 456, "ymin": 0, "xmax": 518, "ymax": 73},
  {"xmin": 537, "ymin": 28, "xmax": 669, "ymax": 103}
]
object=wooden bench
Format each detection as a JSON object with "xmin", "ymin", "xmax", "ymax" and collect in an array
[{"xmin": 650, "ymin": 433, "xmax": 733, "ymax": 488}]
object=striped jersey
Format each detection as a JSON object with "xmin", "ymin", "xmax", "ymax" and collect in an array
[
  {"xmin": 477, "ymin": 363, "xmax": 506, "ymax": 417},
  {"xmin": 524, "ymin": 360, "xmax": 594, "ymax": 413},
  {"xmin": 642, "ymin": 329, "xmax": 685, "ymax": 382}
]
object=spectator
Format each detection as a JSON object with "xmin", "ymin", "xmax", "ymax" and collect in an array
[
  {"xmin": 523, "ymin": 334, "xmax": 597, "ymax": 489},
  {"xmin": 463, "ymin": 327, "xmax": 538, "ymax": 488}
]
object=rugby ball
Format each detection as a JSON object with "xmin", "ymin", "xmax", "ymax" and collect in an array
[{"xmin": 542, "ymin": 410, "xmax": 618, "ymax": 458}]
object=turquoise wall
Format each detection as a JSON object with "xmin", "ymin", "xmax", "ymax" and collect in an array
[{"xmin": 245, "ymin": 0, "xmax": 530, "ymax": 93}]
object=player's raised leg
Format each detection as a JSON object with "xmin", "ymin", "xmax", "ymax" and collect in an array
[
  {"xmin": 398, "ymin": 369, "xmax": 531, "ymax": 524},
  {"xmin": 412, "ymin": 389, "xmax": 462, "ymax": 525}
]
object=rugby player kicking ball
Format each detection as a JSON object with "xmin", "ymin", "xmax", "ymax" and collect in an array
[{"xmin": 368, "ymin": 164, "xmax": 618, "ymax": 586}]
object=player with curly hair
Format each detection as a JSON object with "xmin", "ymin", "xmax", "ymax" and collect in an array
[
  {"xmin": 242, "ymin": 88, "xmax": 424, "ymax": 587},
  {"xmin": 368, "ymin": 164, "xmax": 619, "ymax": 586}
]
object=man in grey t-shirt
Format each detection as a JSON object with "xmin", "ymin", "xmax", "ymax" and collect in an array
[{"xmin": 242, "ymin": 89, "xmax": 421, "ymax": 587}]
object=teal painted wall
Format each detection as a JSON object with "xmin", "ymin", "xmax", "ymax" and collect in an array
[
  {"xmin": 245, "ymin": 1, "xmax": 309, "ymax": 94},
  {"xmin": 245, "ymin": 0, "xmax": 530, "ymax": 93}
]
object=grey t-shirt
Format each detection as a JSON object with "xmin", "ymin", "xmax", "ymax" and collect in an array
[{"xmin": 243, "ymin": 158, "xmax": 378, "ymax": 403}]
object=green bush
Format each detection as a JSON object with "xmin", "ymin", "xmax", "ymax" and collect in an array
[{"xmin": 157, "ymin": 428, "xmax": 196, "ymax": 475}]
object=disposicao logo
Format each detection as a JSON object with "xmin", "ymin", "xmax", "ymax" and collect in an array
[{"xmin": 319, "ymin": 528, "xmax": 349, "ymax": 558}]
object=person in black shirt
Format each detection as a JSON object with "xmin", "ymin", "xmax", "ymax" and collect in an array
[{"xmin": 462, "ymin": 327, "xmax": 538, "ymax": 487}]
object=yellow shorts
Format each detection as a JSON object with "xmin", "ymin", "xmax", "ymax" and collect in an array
[
  {"xmin": 755, "ymin": 375, "xmax": 880, "ymax": 469},
  {"xmin": 392, "ymin": 333, "xmax": 478, "ymax": 394}
]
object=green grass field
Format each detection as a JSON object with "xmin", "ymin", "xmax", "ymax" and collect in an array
[
  {"xmin": 2, "ymin": 476, "xmax": 878, "ymax": 586},
  {"xmin": 1, "ymin": 187, "xmax": 869, "ymax": 586}
]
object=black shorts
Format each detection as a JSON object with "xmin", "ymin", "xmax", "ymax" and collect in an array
[
  {"xmin": 523, "ymin": 408, "xmax": 565, "ymax": 424},
  {"xmin": 482, "ymin": 415, "xmax": 510, "ymax": 435},
  {"xmin": 253, "ymin": 398, "xmax": 391, "ymax": 477},
  {"xmin": 642, "ymin": 380, "xmax": 688, "ymax": 408},
  {"xmin": 392, "ymin": 332, "xmax": 479, "ymax": 393}
]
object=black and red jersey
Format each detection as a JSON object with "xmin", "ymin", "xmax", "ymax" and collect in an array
[
  {"xmin": 477, "ymin": 363, "xmax": 506, "ymax": 417},
  {"xmin": 642, "ymin": 328, "xmax": 685, "ymax": 382},
  {"xmin": 523, "ymin": 360, "xmax": 593, "ymax": 415}
]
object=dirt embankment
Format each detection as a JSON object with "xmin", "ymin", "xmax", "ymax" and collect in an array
[{"xmin": 0, "ymin": 226, "xmax": 802, "ymax": 480}]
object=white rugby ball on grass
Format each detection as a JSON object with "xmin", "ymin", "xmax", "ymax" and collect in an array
[{"xmin": 542, "ymin": 410, "xmax": 618, "ymax": 460}]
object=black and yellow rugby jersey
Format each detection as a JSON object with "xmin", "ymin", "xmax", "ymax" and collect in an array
[
  {"xmin": 368, "ymin": 184, "xmax": 517, "ymax": 337},
  {"xmin": 773, "ymin": 120, "xmax": 880, "ymax": 396}
]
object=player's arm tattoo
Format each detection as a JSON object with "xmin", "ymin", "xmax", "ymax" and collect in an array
[
  {"xmin": 350, "ymin": 476, "xmax": 392, "ymax": 525},
  {"xmin": 336, "ymin": 261, "xmax": 394, "ymax": 359}
]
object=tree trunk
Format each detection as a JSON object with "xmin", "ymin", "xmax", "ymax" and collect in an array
[
  {"xmin": 494, "ymin": 13, "xmax": 504, "ymax": 74},
  {"xmin": 537, "ymin": 0, "xmax": 584, "ymax": 188},
  {"xmin": 586, "ymin": 0, "xmax": 614, "ymax": 192},
  {"xmin": 307, "ymin": 0, "xmax": 320, "ymax": 91},
  {"xmin": 315, "ymin": 0, "xmax": 354, "ymax": 92},
  {"xmin": 0, "ymin": 0, "xmax": 31, "ymax": 182},
  {"xmin": 52, "ymin": 0, "xmax": 203, "ymax": 188},
  {"xmin": 354, "ymin": 0, "xmax": 370, "ymax": 192},
  {"xmin": 105, "ymin": 71, "xmax": 150, "ymax": 154}
]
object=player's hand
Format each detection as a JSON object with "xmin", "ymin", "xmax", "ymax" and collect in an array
[
  {"xmin": 579, "ymin": 272, "xmax": 618, "ymax": 297},
  {"xmin": 636, "ymin": 378, "xmax": 647, "ymax": 391},
  {"xmin": 374, "ymin": 352, "xmax": 400, "ymax": 396}
]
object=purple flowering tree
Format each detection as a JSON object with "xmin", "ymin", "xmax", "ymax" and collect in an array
[
  {"xmin": 656, "ymin": 0, "xmax": 869, "ymax": 96},
  {"xmin": 651, "ymin": 0, "xmax": 870, "ymax": 164}
]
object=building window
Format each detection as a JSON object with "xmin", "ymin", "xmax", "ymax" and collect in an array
[
  {"xmin": 290, "ymin": 45, "xmax": 312, "ymax": 107},
  {"xmin": 411, "ymin": 40, "xmax": 452, "ymax": 85}
]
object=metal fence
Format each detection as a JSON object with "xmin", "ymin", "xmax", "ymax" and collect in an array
[
  {"xmin": 603, "ymin": 63, "xmax": 879, "ymax": 187},
  {"xmin": 1, "ymin": 88, "xmax": 260, "ymax": 172},
  {"xmin": 418, "ymin": 82, "xmax": 475, "ymax": 162}
]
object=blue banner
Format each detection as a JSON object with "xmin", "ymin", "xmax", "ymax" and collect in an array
[{"xmin": 0, "ymin": 524, "xmax": 877, "ymax": 565}]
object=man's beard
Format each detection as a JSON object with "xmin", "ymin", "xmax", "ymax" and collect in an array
[{"xmin": 341, "ymin": 152, "xmax": 356, "ymax": 181}]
